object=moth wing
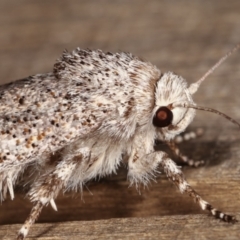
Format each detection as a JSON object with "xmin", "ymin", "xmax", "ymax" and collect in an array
[{"xmin": 0, "ymin": 49, "xmax": 138, "ymax": 166}]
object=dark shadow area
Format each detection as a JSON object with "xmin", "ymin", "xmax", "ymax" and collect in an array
[
  {"xmin": 35, "ymin": 223, "xmax": 58, "ymax": 238},
  {"xmin": 155, "ymin": 137, "xmax": 233, "ymax": 168}
]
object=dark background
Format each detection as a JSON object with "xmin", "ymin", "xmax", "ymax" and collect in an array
[{"xmin": 0, "ymin": 1, "xmax": 240, "ymax": 239}]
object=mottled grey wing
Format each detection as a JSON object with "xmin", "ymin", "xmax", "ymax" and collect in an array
[{"xmin": 0, "ymin": 49, "xmax": 139, "ymax": 167}]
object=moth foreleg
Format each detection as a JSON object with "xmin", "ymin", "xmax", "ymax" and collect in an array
[
  {"xmin": 127, "ymin": 147, "xmax": 163, "ymax": 188},
  {"xmin": 167, "ymin": 140, "xmax": 204, "ymax": 167},
  {"xmin": 174, "ymin": 128, "xmax": 203, "ymax": 144},
  {"xmin": 160, "ymin": 156, "xmax": 237, "ymax": 223}
]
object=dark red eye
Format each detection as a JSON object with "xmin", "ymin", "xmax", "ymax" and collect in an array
[{"xmin": 152, "ymin": 106, "xmax": 173, "ymax": 128}]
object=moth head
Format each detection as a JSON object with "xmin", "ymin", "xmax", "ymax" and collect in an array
[
  {"xmin": 153, "ymin": 72, "xmax": 196, "ymax": 139},
  {"xmin": 153, "ymin": 43, "xmax": 240, "ymax": 140}
]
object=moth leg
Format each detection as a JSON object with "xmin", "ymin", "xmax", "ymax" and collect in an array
[
  {"xmin": 17, "ymin": 148, "xmax": 90, "ymax": 240},
  {"xmin": 160, "ymin": 156, "xmax": 237, "ymax": 223},
  {"xmin": 167, "ymin": 140, "xmax": 204, "ymax": 167},
  {"xmin": 174, "ymin": 128, "xmax": 203, "ymax": 144},
  {"xmin": 0, "ymin": 166, "xmax": 25, "ymax": 201},
  {"xmin": 127, "ymin": 147, "xmax": 163, "ymax": 188},
  {"xmin": 17, "ymin": 201, "xmax": 44, "ymax": 240},
  {"xmin": 17, "ymin": 161, "xmax": 76, "ymax": 240}
]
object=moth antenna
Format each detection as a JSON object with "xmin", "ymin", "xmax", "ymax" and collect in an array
[
  {"xmin": 173, "ymin": 103, "xmax": 240, "ymax": 129},
  {"xmin": 189, "ymin": 43, "xmax": 240, "ymax": 94}
]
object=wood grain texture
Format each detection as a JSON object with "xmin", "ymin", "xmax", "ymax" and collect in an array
[
  {"xmin": 1, "ymin": 215, "xmax": 240, "ymax": 240},
  {"xmin": 0, "ymin": 0, "xmax": 240, "ymax": 239}
]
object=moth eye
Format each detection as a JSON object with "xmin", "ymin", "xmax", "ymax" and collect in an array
[{"xmin": 152, "ymin": 106, "xmax": 173, "ymax": 128}]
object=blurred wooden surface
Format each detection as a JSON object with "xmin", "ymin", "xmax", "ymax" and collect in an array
[
  {"xmin": 1, "ymin": 215, "xmax": 240, "ymax": 240},
  {"xmin": 0, "ymin": 0, "xmax": 240, "ymax": 239}
]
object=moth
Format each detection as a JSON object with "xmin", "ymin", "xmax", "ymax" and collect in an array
[{"xmin": 0, "ymin": 43, "xmax": 239, "ymax": 239}]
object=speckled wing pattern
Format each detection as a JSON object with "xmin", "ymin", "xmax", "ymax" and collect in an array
[{"xmin": 0, "ymin": 49, "xmax": 159, "ymax": 170}]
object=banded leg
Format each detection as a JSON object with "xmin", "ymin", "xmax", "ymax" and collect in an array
[
  {"xmin": 174, "ymin": 128, "xmax": 203, "ymax": 144},
  {"xmin": 17, "ymin": 202, "xmax": 44, "ymax": 240},
  {"xmin": 167, "ymin": 141, "xmax": 204, "ymax": 167},
  {"xmin": 160, "ymin": 156, "xmax": 237, "ymax": 223},
  {"xmin": 17, "ymin": 147, "xmax": 90, "ymax": 240}
]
